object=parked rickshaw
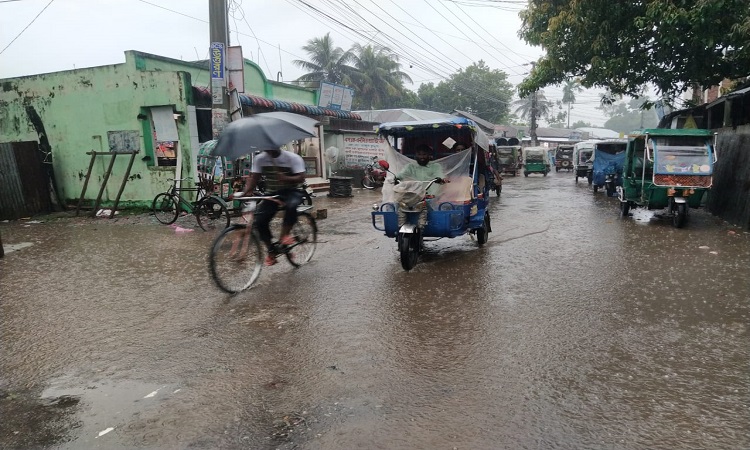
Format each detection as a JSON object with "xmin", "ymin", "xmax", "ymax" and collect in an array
[
  {"xmin": 591, "ymin": 139, "xmax": 627, "ymax": 196},
  {"xmin": 618, "ymin": 128, "xmax": 717, "ymax": 228},
  {"xmin": 572, "ymin": 140, "xmax": 596, "ymax": 184},
  {"xmin": 555, "ymin": 145, "xmax": 574, "ymax": 172},
  {"xmin": 523, "ymin": 146, "xmax": 551, "ymax": 176},
  {"xmin": 495, "ymin": 145, "xmax": 521, "ymax": 176},
  {"xmin": 371, "ymin": 117, "xmax": 492, "ymax": 271}
]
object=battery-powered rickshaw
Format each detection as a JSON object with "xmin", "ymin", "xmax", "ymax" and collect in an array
[
  {"xmin": 555, "ymin": 145, "xmax": 574, "ymax": 172},
  {"xmin": 523, "ymin": 146, "xmax": 551, "ymax": 176},
  {"xmin": 591, "ymin": 139, "xmax": 627, "ymax": 196},
  {"xmin": 371, "ymin": 117, "xmax": 492, "ymax": 271},
  {"xmin": 617, "ymin": 128, "xmax": 717, "ymax": 228},
  {"xmin": 573, "ymin": 140, "xmax": 596, "ymax": 183},
  {"xmin": 495, "ymin": 144, "xmax": 521, "ymax": 176}
]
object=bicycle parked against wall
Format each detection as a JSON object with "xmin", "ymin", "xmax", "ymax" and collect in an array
[
  {"xmin": 151, "ymin": 178, "xmax": 230, "ymax": 231},
  {"xmin": 209, "ymin": 193, "xmax": 318, "ymax": 293}
]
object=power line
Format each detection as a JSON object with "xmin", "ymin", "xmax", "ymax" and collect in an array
[{"xmin": 0, "ymin": 0, "xmax": 55, "ymax": 55}]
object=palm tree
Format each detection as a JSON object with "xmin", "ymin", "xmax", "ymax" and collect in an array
[
  {"xmin": 349, "ymin": 43, "xmax": 412, "ymax": 109},
  {"xmin": 561, "ymin": 79, "xmax": 583, "ymax": 128},
  {"xmin": 293, "ymin": 33, "xmax": 355, "ymax": 86},
  {"xmin": 513, "ymin": 90, "xmax": 552, "ymax": 121}
]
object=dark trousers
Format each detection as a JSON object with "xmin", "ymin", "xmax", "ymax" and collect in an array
[{"xmin": 254, "ymin": 189, "xmax": 303, "ymax": 251}]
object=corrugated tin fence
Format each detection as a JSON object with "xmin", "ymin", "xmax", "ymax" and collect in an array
[{"xmin": 0, "ymin": 141, "xmax": 52, "ymax": 220}]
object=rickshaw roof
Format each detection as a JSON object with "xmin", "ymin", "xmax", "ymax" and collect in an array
[
  {"xmin": 377, "ymin": 116, "xmax": 480, "ymax": 136},
  {"xmin": 378, "ymin": 116, "xmax": 490, "ymax": 151},
  {"xmin": 524, "ymin": 146, "xmax": 547, "ymax": 153},
  {"xmin": 630, "ymin": 128, "xmax": 714, "ymax": 138}
]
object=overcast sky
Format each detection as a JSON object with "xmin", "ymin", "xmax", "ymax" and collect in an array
[{"xmin": 0, "ymin": 0, "xmax": 613, "ymax": 126}]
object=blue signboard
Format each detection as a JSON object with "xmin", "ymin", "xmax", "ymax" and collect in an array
[{"xmin": 210, "ymin": 42, "xmax": 225, "ymax": 80}]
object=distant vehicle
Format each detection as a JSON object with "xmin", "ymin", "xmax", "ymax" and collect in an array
[
  {"xmin": 591, "ymin": 139, "xmax": 627, "ymax": 196},
  {"xmin": 572, "ymin": 140, "xmax": 597, "ymax": 184},
  {"xmin": 555, "ymin": 145, "xmax": 574, "ymax": 172},
  {"xmin": 523, "ymin": 146, "xmax": 551, "ymax": 177}
]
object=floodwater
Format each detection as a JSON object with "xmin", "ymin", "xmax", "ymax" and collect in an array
[{"xmin": 1, "ymin": 171, "xmax": 749, "ymax": 449}]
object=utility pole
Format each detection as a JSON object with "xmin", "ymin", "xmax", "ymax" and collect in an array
[
  {"xmin": 529, "ymin": 62, "xmax": 538, "ymax": 146},
  {"xmin": 209, "ymin": 0, "xmax": 230, "ymax": 138}
]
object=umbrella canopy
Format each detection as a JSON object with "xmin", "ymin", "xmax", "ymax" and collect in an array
[{"xmin": 211, "ymin": 112, "xmax": 319, "ymax": 160}]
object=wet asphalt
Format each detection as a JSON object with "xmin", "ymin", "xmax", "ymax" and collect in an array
[{"xmin": 1, "ymin": 170, "xmax": 749, "ymax": 449}]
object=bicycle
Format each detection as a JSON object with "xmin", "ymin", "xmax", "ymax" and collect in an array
[
  {"xmin": 151, "ymin": 178, "xmax": 230, "ymax": 232},
  {"xmin": 209, "ymin": 192, "xmax": 318, "ymax": 293}
]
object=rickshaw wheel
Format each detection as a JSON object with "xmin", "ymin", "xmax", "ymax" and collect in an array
[
  {"xmin": 476, "ymin": 214, "xmax": 489, "ymax": 246},
  {"xmin": 619, "ymin": 201, "xmax": 630, "ymax": 219},
  {"xmin": 399, "ymin": 233, "xmax": 419, "ymax": 271},
  {"xmin": 672, "ymin": 203, "xmax": 687, "ymax": 228}
]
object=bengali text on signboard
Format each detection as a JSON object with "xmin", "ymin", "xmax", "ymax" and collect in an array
[{"xmin": 343, "ymin": 135, "xmax": 386, "ymax": 168}]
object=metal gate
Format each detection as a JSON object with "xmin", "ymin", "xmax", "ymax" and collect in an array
[{"xmin": 0, "ymin": 141, "xmax": 51, "ymax": 220}]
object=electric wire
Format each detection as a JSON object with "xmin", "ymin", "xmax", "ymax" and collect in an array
[{"xmin": 0, "ymin": 0, "xmax": 55, "ymax": 55}]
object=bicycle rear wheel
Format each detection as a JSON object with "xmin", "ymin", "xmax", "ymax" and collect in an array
[
  {"xmin": 152, "ymin": 193, "xmax": 179, "ymax": 224},
  {"xmin": 196, "ymin": 197, "xmax": 230, "ymax": 232},
  {"xmin": 285, "ymin": 212, "xmax": 318, "ymax": 268},
  {"xmin": 209, "ymin": 224, "xmax": 263, "ymax": 293}
]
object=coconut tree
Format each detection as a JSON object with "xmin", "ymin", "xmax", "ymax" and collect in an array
[
  {"xmin": 561, "ymin": 79, "xmax": 583, "ymax": 128},
  {"xmin": 293, "ymin": 33, "xmax": 355, "ymax": 86},
  {"xmin": 513, "ymin": 90, "xmax": 552, "ymax": 121},
  {"xmin": 348, "ymin": 43, "xmax": 412, "ymax": 109}
]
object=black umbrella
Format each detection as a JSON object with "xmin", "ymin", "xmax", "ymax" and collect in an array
[{"xmin": 211, "ymin": 112, "xmax": 320, "ymax": 160}]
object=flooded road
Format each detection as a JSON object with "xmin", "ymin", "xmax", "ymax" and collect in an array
[{"xmin": 2, "ymin": 171, "xmax": 749, "ymax": 449}]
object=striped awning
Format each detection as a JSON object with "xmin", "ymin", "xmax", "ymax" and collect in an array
[{"xmin": 239, "ymin": 94, "xmax": 362, "ymax": 120}]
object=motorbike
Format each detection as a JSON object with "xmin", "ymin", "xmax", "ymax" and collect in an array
[{"xmin": 361, "ymin": 157, "xmax": 391, "ymax": 190}]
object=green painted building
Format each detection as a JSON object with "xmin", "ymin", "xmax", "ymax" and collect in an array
[{"xmin": 0, "ymin": 50, "xmax": 364, "ymax": 219}]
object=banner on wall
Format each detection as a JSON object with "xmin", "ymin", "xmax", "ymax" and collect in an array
[{"xmin": 343, "ymin": 135, "xmax": 386, "ymax": 168}]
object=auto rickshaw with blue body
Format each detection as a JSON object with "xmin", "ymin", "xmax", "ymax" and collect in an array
[
  {"xmin": 617, "ymin": 128, "xmax": 717, "ymax": 228},
  {"xmin": 591, "ymin": 139, "xmax": 627, "ymax": 196},
  {"xmin": 371, "ymin": 117, "xmax": 492, "ymax": 270}
]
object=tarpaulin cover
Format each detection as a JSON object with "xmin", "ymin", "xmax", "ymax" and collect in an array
[{"xmin": 592, "ymin": 150, "xmax": 625, "ymax": 186}]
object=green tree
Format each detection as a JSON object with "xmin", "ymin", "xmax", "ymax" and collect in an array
[
  {"xmin": 571, "ymin": 120, "xmax": 593, "ymax": 129},
  {"xmin": 416, "ymin": 61, "xmax": 514, "ymax": 124},
  {"xmin": 561, "ymin": 79, "xmax": 583, "ymax": 128},
  {"xmin": 349, "ymin": 44, "xmax": 412, "ymax": 110},
  {"xmin": 513, "ymin": 90, "xmax": 552, "ymax": 122},
  {"xmin": 599, "ymin": 98, "xmax": 658, "ymax": 133},
  {"xmin": 518, "ymin": 0, "xmax": 750, "ymax": 99},
  {"xmin": 293, "ymin": 33, "xmax": 355, "ymax": 86}
]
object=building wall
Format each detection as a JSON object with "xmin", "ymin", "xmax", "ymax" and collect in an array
[
  {"xmin": 0, "ymin": 50, "xmax": 322, "ymax": 211},
  {"xmin": 0, "ymin": 63, "xmax": 192, "ymax": 207},
  {"xmin": 707, "ymin": 124, "xmax": 750, "ymax": 228}
]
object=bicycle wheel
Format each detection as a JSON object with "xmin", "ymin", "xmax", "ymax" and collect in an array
[
  {"xmin": 209, "ymin": 224, "xmax": 263, "ymax": 293},
  {"xmin": 285, "ymin": 212, "xmax": 317, "ymax": 268},
  {"xmin": 152, "ymin": 193, "xmax": 179, "ymax": 224},
  {"xmin": 196, "ymin": 197, "xmax": 230, "ymax": 232}
]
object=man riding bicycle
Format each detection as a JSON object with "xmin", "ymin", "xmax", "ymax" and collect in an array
[{"xmin": 232, "ymin": 147, "xmax": 306, "ymax": 266}]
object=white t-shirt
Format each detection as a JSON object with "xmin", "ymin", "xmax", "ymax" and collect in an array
[{"xmin": 251, "ymin": 150, "xmax": 306, "ymax": 193}]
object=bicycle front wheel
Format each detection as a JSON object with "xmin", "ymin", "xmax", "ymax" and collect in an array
[
  {"xmin": 285, "ymin": 212, "xmax": 318, "ymax": 268},
  {"xmin": 209, "ymin": 225, "xmax": 263, "ymax": 293},
  {"xmin": 196, "ymin": 197, "xmax": 230, "ymax": 232},
  {"xmin": 152, "ymin": 193, "xmax": 179, "ymax": 224}
]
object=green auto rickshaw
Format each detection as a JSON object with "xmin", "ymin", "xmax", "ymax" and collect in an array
[
  {"xmin": 523, "ymin": 146, "xmax": 551, "ymax": 177},
  {"xmin": 618, "ymin": 128, "xmax": 717, "ymax": 228}
]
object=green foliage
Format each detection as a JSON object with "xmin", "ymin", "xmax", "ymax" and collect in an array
[
  {"xmin": 598, "ymin": 98, "xmax": 658, "ymax": 133},
  {"xmin": 513, "ymin": 90, "xmax": 552, "ymax": 121},
  {"xmin": 414, "ymin": 61, "xmax": 513, "ymax": 123},
  {"xmin": 349, "ymin": 44, "xmax": 412, "ymax": 110},
  {"xmin": 292, "ymin": 33, "xmax": 355, "ymax": 86},
  {"xmin": 571, "ymin": 120, "xmax": 593, "ymax": 129},
  {"xmin": 518, "ymin": 0, "xmax": 750, "ymax": 99}
]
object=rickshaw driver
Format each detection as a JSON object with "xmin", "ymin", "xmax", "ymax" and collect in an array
[
  {"xmin": 394, "ymin": 144, "xmax": 446, "ymax": 195},
  {"xmin": 232, "ymin": 147, "xmax": 306, "ymax": 266}
]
